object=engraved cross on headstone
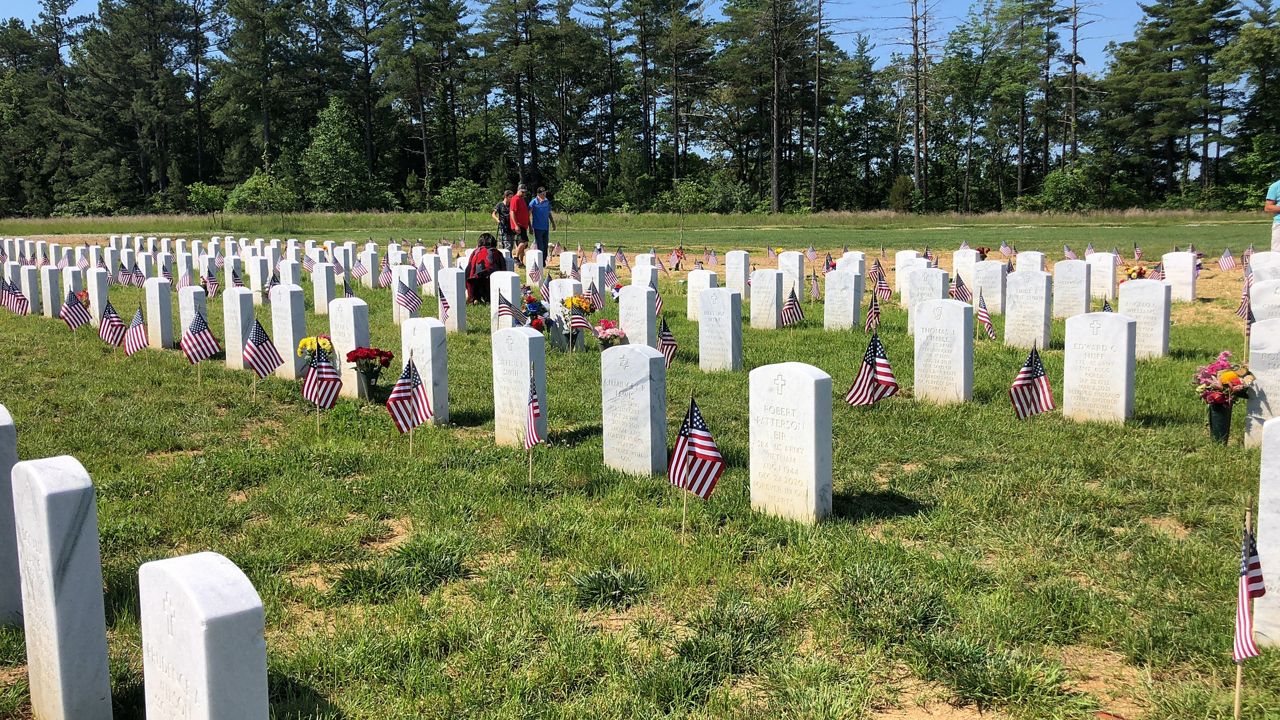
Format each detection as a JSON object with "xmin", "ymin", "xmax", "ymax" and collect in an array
[
  {"xmin": 773, "ymin": 373, "xmax": 787, "ymax": 395},
  {"xmin": 1090, "ymin": 319, "xmax": 1102, "ymax": 336}
]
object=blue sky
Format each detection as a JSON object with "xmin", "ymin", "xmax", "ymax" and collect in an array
[{"xmin": 6, "ymin": 0, "xmax": 1146, "ymax": 71}]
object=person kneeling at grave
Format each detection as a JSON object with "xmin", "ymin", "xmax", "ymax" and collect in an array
[{"xmin": 465, "ymin": 233, "xmax": 506, "ymax": 304}]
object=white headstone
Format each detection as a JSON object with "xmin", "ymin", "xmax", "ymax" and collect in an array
[
  {"xmin": 750, "ymin": 269, "xmax": 783, "ymax": 329},
  {"xmin": 972, "ymin": 260, "xmax": 1007, "ymax": 314},
  {"xmin": 269, "ymin": 284, "xmax": 306, "ymax": 379},
  {"xmin": 489, "ymin": 270, "xmax": 522, "ymax": 330},
  {"xmin": 39, "ymin": 266, "xmax": 60, "ymax": 318},
  {"xmin": 313, "ymin": 263, "xmax": 335, "ymax": 316},
  {"xmin": 618, "ymin": 285, "xmax": 657, "ymax": 349},
  {"xmin": 400, "ymin": 318, "xmax": 449, "ymax": 425},
  {"xmin": 144, "ymin": 278, "xmax": 175, "ymax": 349},
  {"xmin": 548, "ymin": 278, "xmax": 584, "ymax": 351},
  {"xmin": 1253, "ymin": 280, "xmax": 1280, "ymax": 323},
  {"xmin": 894, "ymin": 250, "xmax": 919, "ymax": 281},
  {"xmin": 1003, "ymin": 271, "xmax": 1051, "ymax": 349},
  {"xmin": 85, "ymin": 268, "xmax": 108, "ymax": 327},
  {"xmin": 823, "ymin": 269, "xmax": 863, "ymax": 331},
  {"xmin": 437, "ymin": 267, "xmax": 467, "ymax": 332},
  {"xmin": 60, "ymin": 267, "xmax": 83, "ymax": 294},
  {"xmin": 914, "ymin": 299, "xmax": 974, "ymax": 404},
  {"xmin": 749, "ymin": 362, "xmax": 833, "ymax": 525},
  {"xmin": 436, "ymin": 244, "xmax": 454, "ymax": 269},
  {"xmin": 390, "ymin": 265, "xmax": 418, "ymax": 325},
  {"xmin": 247, "ymin": 255, "xmax": 269, "ymax": 305},
  {"xmin": 222, "ymin": 288, "xmax": 255, "ymax": 370},
  {"xmin": 525, "ymin": 249, "xmax": 544, "ymax": 285},
  {"xmin": 906, "ymin": 267, "xmax": 949, "ymax": 334},
  {"xmin": 1086, "ymin": 253, "xmax": 1117, "ymax": 299},
  {"xmin": 0, "ymin": 406, "xmax": 17, "ymax": 626},
  {"xmin": 725, "ymin": 251, "xmax": 750, "ymax": 297},
  {"xmin": 634, "ymin": 253, "xmax": 656, "ymax": 268},
  {"xmin": 1247, "ymin": 319, "xmax": 1280, "ymax": 449},
  {"xmin": 580, "ymin": 262, "xmax": 607, "ymax": 304},
  {"xmin": 1250, "ymin": 251, "xmax": 1280, "ymax": 282},
  {"xmin": 329, "ymin": 297, "xmax": 370, "ymax": 399},
  {"xmin": 896, "ymin": 257, "xmax": 929, "ymax": 300},
  {"xmin": 278, "ymin": 259, "xmax": 300, "ymax": 286},
  {"xmin": 1016, "ymin": 250, "xmax": 1045, "ymax": 273},
  {"xmin": 19, "ymin": 266, "xmax": 39, "ymax": 315},
  {"xmin": 837, "ymin": 251, "xmax": 866, "ymax": 276},
  {"xmin": 952, "ymin": 248, "xmax": 979, "ymax": 289},
  {"xmin": 601, "ymin": 344, "xmax": 667, "ymax": 476},
  {"xmin": 1162, "ymin": 251, "xmax": 1198, "ymax": 302},
  {"xmin": 632, "ymin": 265, "xmax": 659, "ymax": 290},
  {"xmin": 1256, "ymin": 417, "xmax": 1280, "ymax": 645},
  {"xmin": 139, "ymin": 552, "xmax": 268, "ymax": 720},
  {"xmin": 560, "ymin": 251, "xmax": 578, "ymax": 276},
  {"xmin": 1052, "ymin": 259, "xmax": 1091, "ymax": 318},
  {"xmin": 778, "ymin": 251, "xmax": 805, "ymax": 300},
  {"xmin": 1118, "ymin": 279, "xmax": 1171, "ymax": 360},
  {"xmin": 687, "ymin": 269, "xmax": 718, "ymax": 321},
  {"xmin": 699, "ymin": 288, "xmax": 742, "ymax": 372},
  {"xmin": 12, "ymin": 456, "xmax": 112, "ymax": 720},
  {"xmin": 178, "ymin": 286, "xmax": 208, "ymax": 340},
  {"xmin": 491, "ymin": 327, "xmax": 547, "ymax": 447},
  {"xmin": 1063, "ymin": 312, "xmax": 1136, "ymax": 423},
  {"xmin": 359, "ymin": 248, "xmax": 378, "ymax": 289}
]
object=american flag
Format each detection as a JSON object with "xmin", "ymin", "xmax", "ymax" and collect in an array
[
  {"xmin": 1006, "ymin": 258, "xmax": 1014, "ymax": 274},
  {"xmin": 666, "ymin": 249, "xmax": 680, "ymax": 270},
  {"xmin": 604, "ymin": 266, "xmax": 620, "ymax": 289},
  {"xmin": 822, "ymin": 253, "xmax": 835, "ymax": 274},
  {"xmin": 416, "ymin": 259, "xmax": 432, "ymax": 286},
  {"xmin": 331, "ymin": 257, "xmax": 345, "ymax": 276},
  {"xmin": 999, "ymin": 240, "xmax": 1012, "ymax": 256},
  {"xmin": 123, "ymin": 307, "xmax": 148, "ymax": 356},
  {"xmin": 302, "ymin": 346, "xmax": 343, "ymax": 409},
  {"xmin": 845, "ymin": 334, "xmax": 899, "ymax": 406},
  {"xmin": 524, "ymin": 373, "xmax": 544, "ymax": 450},
  {"xmin": 658, "ymin": 318, "xmax": 678, "ymax": 368},
  {"xmin": 976, "ymin": 290, "xmax": 996, "ymax": 340},
  {"xmin": 529, "ymin": 263, "xmax": 542, "ymax": 283},
  {"xmin": 1112, "ymin": 247, "xmax": 1123, "ymax": 266},
  {"xmin": 116, "ymin": 263, "xmax": 129, "ymax": 285},
  {"xmin": 344, "ymin": 275, "xmax": 356, "ymax": 298},
  {"xmin": 99, "ymin": 301, "xmax": 125, "ymax": 345},
  {"xmin": 1247, "ymin": 306, "xmax": 1257, "ymax": 338},
  {"xmin": 766, "ymin": 246, "xmax": 777, "ymax": 260},
  {"xmin": 950, "ymin": 275, "xmax": 973, "ymax": 303},
  {"xmin": 656, "ymin": 253, "xmax": 669, "ymax": 274},
  {"xmin": 350, "ymin": 259, "xmax": 369, "ymax": 279},
  {"xmin": 781, "ymin": 289, "xmax": 805, "ymax": 326},
  {"xmin": 264, "ymin": 273, "xmax": 279, "ymax": 303},
  {"xmin": 615, "ymin": 248, "xmax": 630, "ymax": 269},
  {"xmin": 585, "ymin": 282, "xmax": 605, "ymax": 312},
  {"xmin": 1244, "ymin": 243, "xmax": 1256, "ymax": 265},
  {"xmin": 539, "ymin": 271, "xmax": 551, "ymax": 302},
  {"xmin": 809, "ymin": 272, "xmax": 820, "ymax": 301},
  {"xmin": 177, "ymin": 272, "xmax": 193, "ymax": 290},
  {"xmin": 77, "ymin": 254, "xmax": 89, "ymax": 271},
  {"xmin": 864, "ymin": 294, "xmax": 880, "ymax": 332},
  {"xmin": 387, "ymin": 358, "xmax": 433, "ymax": 434},
  {"xmin": 1220, "ymin": 249, "xmax": 1237, "ymax": 271},
  {"xmin": 395, "ymin": 280, "xmax": 422, "ymax": 315},
  {"xmin": 378, "ymin": 257, "xmax": 393, "ymax": 288},
  {"xmin": 1063, "ymin": 245, "xmax": 1077, "ymax": 260},
  {"xmin": 180, "ymin": 311, "xmax": 221, "ymax": 364},
  {"xmin": 161, "ymin": 262, "xmax": 172, "ymax": 281},
  {"xmin": 1234, "ymin": 527, "xmax": 1266, "ymax": 662},
  {"xmin": 203, "ymin": 270, "xmax": 220, "ymax": 298},
  {"xmin": 302, "ymin": 254, "xmax": 316, "ymax": 273},
  {"xmin": 551, "ymin": 241, "xmax": 563, "ymax": 256},
  {"xmin": 570, "ymin": 263, "xmax": 581, "ymax": 281},
  {"xmin": 1238, "ymin": 275, "xmax": 1253, "ymax": 319},
  {"xmin": 1, "ymin": 280, "xmax": 28, "ymax": 315},
  {"xmin": 805, "ymin": 244, "xmax": 818, "ymax": 262},
  {"xmin": 243, "ymin": 319, "xmax": 284, "ymax": 378},
  {"xmin": 668, "ymin": 398, "xmax": 725, "ymax": 500},
  {"xmin": 213, "ymin": 248, "xmax": 225, "ymax": 268},
  {"xmin": 959, "ymin": 240, "xmax": 970, "ymax": 250},
  {"xmin": 1009, "ymin": 346, "xmax": 1054, "ymax": 419},
  {"xmin": 437, "ymin": 286, "xmax": 450, "ymax": 322},
  {"xmin": 1133, "ymin": 244, "xmax": 1143, "ymax": 261},
  {"xmin": 569, "ymin": 306, "xmax": 592, "ymax": 332},
  {"xmin": 497, "ymin": 294, "xmax": 528, "ymax": 325},
  {"xmin": 702, "ymin": 247, "xmax": 712, "ymax": 265},
  {"xmin": 868, "ymin": 258, "xmax": 885, "ymax": 283},
  {"xmin": 922, "ymin": 247, "xmax": 933, "ymax": 263},
  {"xmin": 231, "ymin": 269, "xmax": 245, "ymax": 287},
  {"xmin": 1102, "ymin": 299, "xmax": 1113, "ymax": 312},
  {"xmin": 1149, "ymin": 262, "xmax": 1165, "ymax": 281},
  {"xmin": 59, "ymin": 290, "xmax": 90, "ymax": 331},
  {"xmin": 131, "ymin": 264, "xmax": 146, "ymax": 287},
  {"xmin": 653, "ymin": 283, "xmax": 664, "ymax": 316},
  {"xmin": 874, "ymin": 273, "xmax": 892, "ymax": 301}
]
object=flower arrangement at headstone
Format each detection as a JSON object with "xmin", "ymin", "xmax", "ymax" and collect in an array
[
  {"xmin": 594, "ymin": 319, "xmax": 626, "ymax": 349},
  {"xmin": 521, "ymin": 285, "xmax": 549, "ymax": 332},
  {"xmin": 297, "ymin": 335, "xmax": 334, "ymax": 361},
  {"xmin": 560, "ymin": 294, "xmax": 594, "ymax": 350},
  {"xmin": 347, "ymin": 347, "xmax": 393, "ymax": 387},
  {"xmin": 73, "ymin": 290, "xmax": 90, "ymax": 311},
  {"xmin": 975, "ymin": 246, "xmax": 991, "ymax": 261},
  {"xmin": 1194, "ymin": 351, "xmax": 1254, "ymax": 443},
  {"xmin": 1121, "ymin": 265, "xmax": 1149, "ymax": 282}
]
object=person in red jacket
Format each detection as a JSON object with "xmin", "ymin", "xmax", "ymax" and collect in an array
[
  {"xmin": 509, "ymin": 184, "xmax": 531, "ymax": 253},
  {"xmin": 465, "ymin": 233, "xmax": 507, "ymax": 303}
]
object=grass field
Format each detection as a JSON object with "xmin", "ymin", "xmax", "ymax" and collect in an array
[{"xmin": 0, "ymin": 215, "xmax": 1277, "ymax": 719}]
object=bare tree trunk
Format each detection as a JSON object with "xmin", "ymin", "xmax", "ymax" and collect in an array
[{"xmin": 810, "ymin": 0, "xmax": 820, "ymax": 212}]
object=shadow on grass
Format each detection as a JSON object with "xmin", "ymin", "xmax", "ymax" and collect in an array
[
  {"xmin": 1170, "ymin": 347, "xmax": 1207, "ymax": 361},
  {"xmin": 271, "ymin": 672, "xmax": 348, "ymax": 719},
  {"xmin": 553, "ymin": 422, "xmax": 602, "ymax": 446},
  {"xmin": 830, "ymin": 489, "xmax": 928, "ymax": 524},
  {"xmin": 1132, "ymin": 411, "xmax": 1196, "ymax": 429},
  {"xmin": 447, "ymin": 407, "xmax": 492, "ymax": 428}
]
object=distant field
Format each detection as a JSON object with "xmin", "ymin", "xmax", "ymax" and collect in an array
[{"xmin": 0, "ymin": 219, "xmax": 1275, "ymax": 719}]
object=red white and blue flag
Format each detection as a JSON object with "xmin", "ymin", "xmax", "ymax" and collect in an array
[
  {"xmin": 658, "ymin": 318, "xmax": 678, "ymax": 369},
  {"xmin": 1234, "ymin": 527, "xmax": 1266, "ymax": 662},
  {"xmin": 99, "ymin": 301, "xmax": 125, "ymax": 345},
  {"xmin": 845, "ymin": 334, "xmax": 898, "ymax": 406},
  {"xmin": 180, "ymin": 311, "xmax": 221, "ymax": 364},
  {"xmin": 387, "ymin": 358, "xmax": 433, "ymax": 434},
  {"xmin": 1010, "ymin": 346, "xmax": 1054, "ymax": 419},
  {"xmin": 243, "ymin": 319, "xmax": 284, "ymax": 379},
  {"xmin": 59, "ymin": 290, "xmax": 91, "ymax": 331},
  {"xmin": 524, "ymin": 373, "xmax": 544, "ymax": 450},
  {"xmin": 302, "ymin": 346, "xmax": 343, "ymax": 409},
  {"xmin": 668, "ymin": 398, "xmax": 725, "ymax": 500},
  {"xmin": 977, "ymin": 290, "xmax": 996, "ymax": 340},
  {"xmin": 123, "ymin": 307, "xmax": 148, "ymax": 356}
]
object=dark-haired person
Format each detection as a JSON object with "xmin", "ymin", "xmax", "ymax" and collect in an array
[
  {"xmin": 492, "ymin": 189, "xmax": 515, "ymax": 251},
  {"xmin": 465, "ymin": 233, "xmax": 507, "ymax": 304},
  {"xmin": 529, "ymin": 186, "xmax": 556, "ymax": 258}
]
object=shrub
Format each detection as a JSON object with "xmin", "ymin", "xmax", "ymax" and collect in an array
[
  {"xmin": 888, "ymin": 174, "xmax": 917, "ymax": 213},
  {"xmin": 225, "ymin": 170, "xmax": 300, "ymax": 214},
  {"xmin": 1034, "ymin": 168, "xmax": 1094, "ymax": 213},
  {"xmin": 186, "ymin": 182, "xmax": 226, "ymax": 214},
  {"xmin": 570, "ymin": 564, "xmax": 648, "ymax": 609}
]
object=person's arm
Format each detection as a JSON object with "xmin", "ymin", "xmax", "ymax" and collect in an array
[
  {"xmin": 1267, "ymin": 198, "xmax": 1280, "ymax": 216},
  {"xmin": 491, "ymin": 206, "xmax": 500, "ymax": 223}
]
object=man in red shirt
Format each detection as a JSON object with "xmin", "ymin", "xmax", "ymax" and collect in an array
[{"xmin": 509, "ymin": 184, "xmax": 531, "ymax": 253}]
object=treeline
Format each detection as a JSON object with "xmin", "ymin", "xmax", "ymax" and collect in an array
[{"xmin": 0, "ymin": 0, "xmax": 1272, "ymax": 217}]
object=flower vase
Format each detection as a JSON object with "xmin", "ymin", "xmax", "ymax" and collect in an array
[
  {"xmin": 1208, "ymin": 402, "xmax": 1233, "ymax": 444},
  {"xmin": 355, "ymin": 370, "xmax": 376, "ymax": 399}
]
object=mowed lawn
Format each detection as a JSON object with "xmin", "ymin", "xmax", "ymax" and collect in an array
[{"xmin": 0, "ymin": 214, "xmax": 1277, "ymax": 719}]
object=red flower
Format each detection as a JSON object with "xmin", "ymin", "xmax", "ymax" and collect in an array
[{"xmin": 531, "ymin": 317, "xmax": 546, "ymax": 331}]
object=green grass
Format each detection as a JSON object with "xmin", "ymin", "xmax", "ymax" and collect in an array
[{"xmin": 0, "ymin": 220, "xmax": 1277, "ymax": 718}]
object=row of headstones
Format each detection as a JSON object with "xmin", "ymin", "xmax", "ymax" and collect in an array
[{"xmin": 0, "ymin": 407, "xmax": 269, "ymax": 719}]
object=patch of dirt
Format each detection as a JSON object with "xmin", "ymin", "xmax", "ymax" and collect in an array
[
  {"xmin": 589, "ymin": 605, "xmax": 649, "ymax": 634},
  {"xmin": 228, "ymin": 489, "xmax": 250, "ymax": 504},
  {"xmin": 146, "ymin": 449, "xmax": 203, "ymax": 462},
  {"xmin": 900, "ymin": 463, "xmax": 923, "ymax": 473},
  {"xmin": 1058, "ymin": 645, "xmax": 1147, "ymax": 720},
  {"xmin": 364, "ymin": 517, "xmax": 413, "ymax": 551},
  {"xmin": 1138, "ymin": 516, "xmax": 1190, "ymax": 540},
  {"xmin": 874, "ymin": 676, "xmax": 1008, "ymax": 719},
  {"xmin": 0, "ymin": 664, "xmax": 26, "ymax": 685},
  {"xmin": 286, "ymin": 563, "xmax": 332, "ymax": 592}
]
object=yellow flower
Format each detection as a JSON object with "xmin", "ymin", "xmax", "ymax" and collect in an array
[
  {"xmin": 297, "ymin": 337, "xmax": 316, "ymax": 357},
  {"xmin": 1220, "ymin": 370, "xmax": 1240, "ymax": 385}
]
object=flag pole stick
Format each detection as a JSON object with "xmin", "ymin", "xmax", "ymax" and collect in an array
[
  {"xmin": 527, "ymin": 446, "xmax": 534, "ymax": 486},
  {"xmin": 315, "ymin": 401, "xmax": 320, "ymax": 437},
  {"xmin": 252, "ymin": 373, "xmax": 257, "ymax": 402},
  {"xmin": 197, "ymin": 360, "xmax": 202, "ymax": 387},
  {"xmin": 1235, "ymin": 507, "xmax": 1254, "ymax": 720},
  {"xmin": 681, "ymin": 491, "xmax": 688, "ymax": 544}
]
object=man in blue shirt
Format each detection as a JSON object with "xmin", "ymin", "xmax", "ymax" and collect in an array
[
  {"xmin": 529, "ymin": 187, "xmax": 556, "ymax": 257},
  {"xmin": 1266, "ymin": 178, "xmax": 1280, "ymax": 250}
]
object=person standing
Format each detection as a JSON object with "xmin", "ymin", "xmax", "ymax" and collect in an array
[
  {"xmin": 1266, "ymin": 177, "xmax": 1280, "ymax": 250},
  {"xmin": 492, "ymin": 189, "xmax": 515, "ymax": 251},
  {"xmin": 529, "ymin": 186, "xmax": 556, "ymax": 258},
  {"xmin": 509, "ymin": 184, "xmax": 531, "ymax": 254}
]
